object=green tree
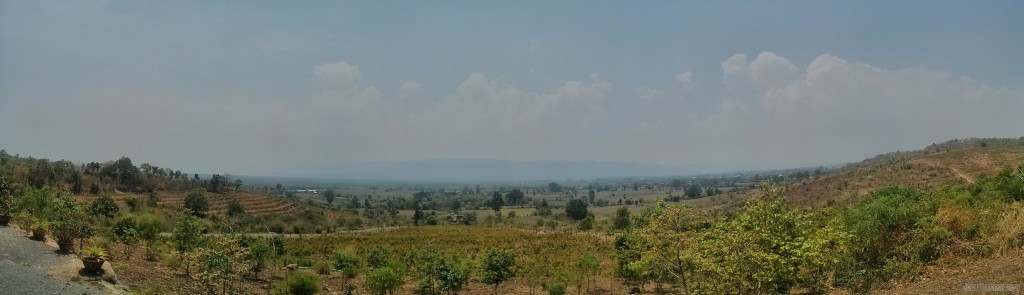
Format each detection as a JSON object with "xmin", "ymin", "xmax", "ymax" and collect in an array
[
  {"xmin": 437, "ymin": 254, "xmax": 471, "ymax": 295},
  {"xmin": 89, "ymin": 195, "xmax": 119, "ymax": 219},
  {"xmin": 684, "ymin": 185, "xmax": 701, "ymax": 199},
  {"xmin": 548, "ymin": 182, "xmax": 563, "ymax": 193},
  {"xmin": 173, "ymin": 209, "xmax": 205, "ymax": 254},
  {"xmin": 184, "ymin": 191, "xmax": 209, "ymax": 217},
  {"xmin": 323, "ymin": 188, "xmax": 336, "ymax": 205},
  {"xmin": 574, "ymin": 252, "xmax": 600, "ymax": 293},
  {"xmin": 553, "ymin": 270, "xmax": 578, "ymax": 295},
  {"xmin": 504, "ymin": 189, "xmax": 525, "ymax": 206},
  {"xmin": 136, "ymin": 214, "xmax": 164, "ymax": 260},
  {"xmin": 613, "ymin": 206, "xmax": 631, "ymax": 230},
  {"xmin": 366, "ymin": 247, "xmax": 392, "ymax": 269},
  {"xmin": 479, "ymin": 249, "xmax": 517, "ymax": 295},
  {"xmin": 413, "ymin": 206, "xmax": 425, "ymax": 226},
  {"xmin": 227, "ymin": 200, "xmax": 245, "ymax": 217},
  {"xmin": 113, "ymin": 216, "xmax": 140, "ymax": 259},
  {"xmin": 0, "ymin": 177, "xmax": 11, "ymax": 216},
  {"xmin": 232, "ymin": 178, "xmax": 243, "ymax": 192},
  {"xmin": 565, "ymin": 199, "xmax": 588, "ymax": 221},
  {"xmin": 365, "ymin": 266, "xmax": 404, "ymax": 295},
  {"xmin": 332, "ymin": 249, "xmax": 362, "ymax": 288},
  {"xmin": 613, "ymin": 233, "xmax": 647, "ymax": 289},
  {"xmin": 15, "ymin": 186, "xmax": 56, "ymax": 228},
  {"xmin": 69, "ymin": 171, "xmax": 83, "ymax": 194},
  {"xmin": 100, "ymin": 157, "xmax": 141, "ymax": 191},
  {"xmin": 241, "ymin": 236, "xmax": 271, "ymax": 279},
  {"xmin": 489, "ymin": 192, "xmax": 505, "ymax": 212},
  {"xmin": 411, "ymin": 249, "xmax": 471, "ymax": 295}
]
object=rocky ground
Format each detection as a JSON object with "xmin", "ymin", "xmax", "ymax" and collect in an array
[{"xmin": 0, "ymin": 225, "xmax": 123, "ymax": 294}]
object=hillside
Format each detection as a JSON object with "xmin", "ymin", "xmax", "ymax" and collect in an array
[
  {"xmin": 72, "ymin": 191, "xmax": 323, "ymax": 218},
  {"xmin": 784, "ymin": 144, "xmax": 1024, "ymax": 208}
]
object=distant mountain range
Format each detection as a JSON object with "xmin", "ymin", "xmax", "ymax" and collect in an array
[{"xmin": 321, "ymin": 159, "xmax": 716, "ymax": 182}]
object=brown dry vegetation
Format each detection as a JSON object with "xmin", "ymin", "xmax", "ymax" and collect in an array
[{"xmin": 782, "ymin": 146, "xmax": 1024, "ymax": 208}]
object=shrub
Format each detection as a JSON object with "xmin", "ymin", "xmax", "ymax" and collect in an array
[
  {"xmin": 333, "ymin": 249, "xmax": 361, "ymax": 286},
  {"xmin": 189, "ymin": 237, "xmax": 248, "ymax": 294},
  {"xmin": 836, "ymin": 187, "xmax": 938, "ymax": 292},
  {"xmin": 436, "ymin": 255, "xmax": 471, "ymax": 295},
  {"xmin": 89, "ymin": 195, "xmax": 119, "ymax": 218},
  {"xmin": 545, "ymin": 282, "xmax": 566, "ymax": 295},
  {"xmin": 365, "ymin": 266, "xmax": 403, "ymax": 295},
  {"xmin": 113, "ymin": 216, "xmax": 140, "ymax": 259},
  {"xmin": 316, "ymin": 260, "xmax": 332, "ymax": 275},
  {"xmin": 479, "ymin": 249, "xmax": 517, "ymax": 295},
  {"xmin": 366, "ymin": 247, "xmax": 391, "ymax": 269},
  {"xmin": 576, "ymin": 215, "xmax": 594, "ymax": 231},
  {"xmin": 0, "ymin": 176, "xmax": 12, "ymax": 215},
  {"xmin": 284, "ymin": 272, "xmax": 320, "ymax": 295},
  {"xmin": 613, "ymin": 206, "xmax": 631, "ymax": 230},
  {"xmin": 227, "ymin": 200, "xmax": 245, "ymax": 217},
  {"xmin": 183, "ymin": 192, "xmax": 208, "ymax": 217},
  {"xmin": 146, "ymin": 193, "xmax": 161, "ymax": 207},
  {"xmin": 125, "ymin": 197, "xmax": 139, "ymax": 212},
  {"xmin": 172, "ymin": 209, "xmax": 204, "ymax": 254},
  {"xmin": 238, "ymin": 236, "xmax": 271, "ymax": 278},
  {"xmin": 50, "ymin": 194, "xmax": 86, "ymax": 249}
]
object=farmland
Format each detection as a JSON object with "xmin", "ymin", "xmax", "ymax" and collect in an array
[{"xmin": 2, "ymin": 137, "xmax": 1024, "ymax": 295}]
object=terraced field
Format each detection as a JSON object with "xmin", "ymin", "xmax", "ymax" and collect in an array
[{"xmin": 74, "ymin": 191, "xmax": 335, "ymax": 218}]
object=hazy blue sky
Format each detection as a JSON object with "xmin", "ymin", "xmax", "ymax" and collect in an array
[{"xmin": 1, "ymin": 1, "xmax": 1022, "ymax": 176}]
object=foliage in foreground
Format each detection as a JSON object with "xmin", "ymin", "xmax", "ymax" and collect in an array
[{"xmin": 618, "ymin": 165, "xmax": 1024, "ymax": 294}]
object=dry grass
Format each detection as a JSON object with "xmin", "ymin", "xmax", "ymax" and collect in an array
[
  {"xmin": 989, "ymin": 203, "xmax": 1024, "ymax": 254},
  {"xmin": 783, "ymin": 146, "xmax": 1024, "ymax": 208}
]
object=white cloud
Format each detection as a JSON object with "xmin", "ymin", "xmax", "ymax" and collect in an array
[
  {"xmin": 722, "ymin": 54, "xmax": 753, "ymax": 95},
  {"xmin": 401, "ymin": 73, "xmax": 612, "ymax": 159},
  {"xmin": 634, "ymin": 86, "xmax": 665, "ymax": 99},
  {"xmin": 690, "ymin": 52, "xmax": 1021, "ymax": 168},
  {"xmin": 312, "ymin": 60, "xmax": 380, "ymax": 114},
  {"xmin": 398, "ymin": 82, "xmax": 423, "ymax": 98},
  {"xmin": 722, "ymin": 52, "xmax": 800, "ymax": 96},
  {"xmin": 674, "ymin": 71, "xmax": 694, "ymax": 90},
  {"xmin": 314, "ymin": 60, "xmax": 361, "ymax": 87},
  {"xmin": 749, "ymin": 52, "xmax": 799, "ymax": 89}
]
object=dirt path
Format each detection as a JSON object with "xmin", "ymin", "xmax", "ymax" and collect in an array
[
  {"xmin": 0, "ymin": 225, "xmax": 122, "ymax": 294},
  {"xmin": 948, "ymin": 166, "xmax": 974, "ymax": 183},
  {"xmin": 910, "ymin": 158, "xmax": 975, "ymax": 184}
]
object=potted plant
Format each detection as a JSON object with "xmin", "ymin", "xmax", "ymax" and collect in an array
[
  {"xmin": 81, "ymin": 246, "xmax": 109, "ymax": 274},
  {"xmin": 15, "ymin": 186, "xmax": 56, "ymax": 240},
  {"xmin": 30, "ymin": 218, "xmax": 49, "ymax": 241},
  {"xmin": 51, "ymin": 221, "xmax": 77, "ymax": 252},
  {"xmin": 50, "ymin": 195, "xmax": 85, "ymax": 252}
]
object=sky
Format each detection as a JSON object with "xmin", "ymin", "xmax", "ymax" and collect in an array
[{"xmin": 1, "ymin": 1, "xmax": 1022, "ymax": 177}]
